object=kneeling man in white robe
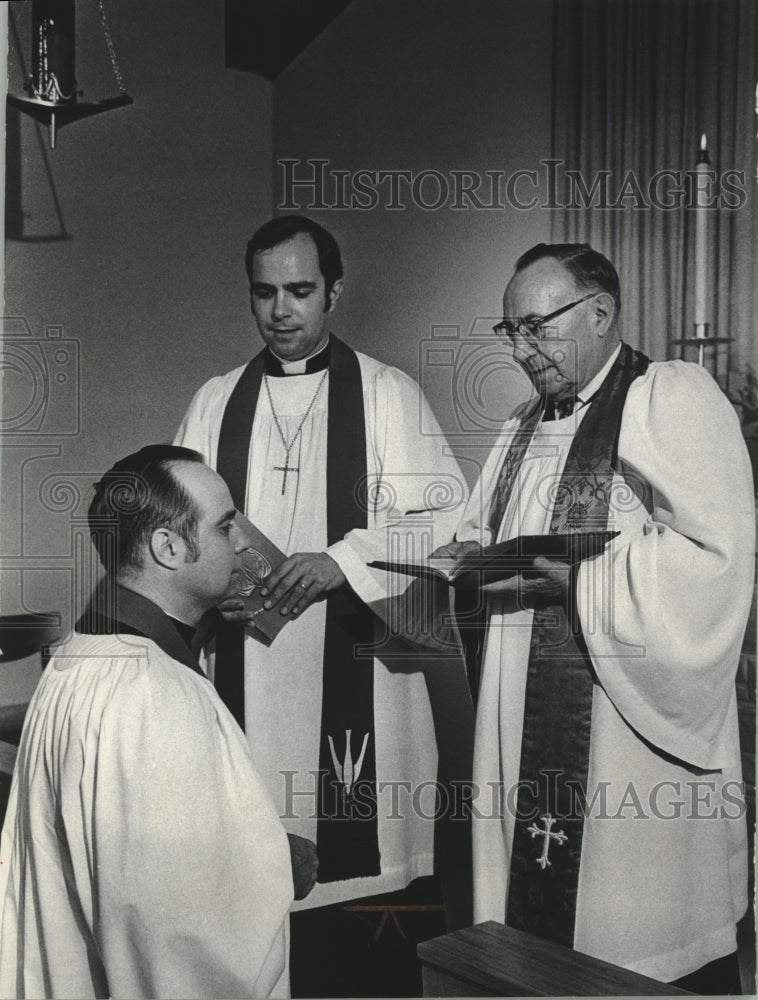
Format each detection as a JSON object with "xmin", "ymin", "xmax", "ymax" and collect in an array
[{"xmin": 0, "ymin": 445, "xmax": 304, "ymax": 999}]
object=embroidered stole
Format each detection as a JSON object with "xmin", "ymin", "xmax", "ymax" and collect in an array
[
  {"xmin": 216, "ymin": 334, "xmax": 381, "ymax": 882},
  {"xmin": 76, "ymin": 582, "xmax": 205, "ymax": 676},
  {"xmin": 503, "ymin": 343, "xmax": 650, "ymax": 946}
]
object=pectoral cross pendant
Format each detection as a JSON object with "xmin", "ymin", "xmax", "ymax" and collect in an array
[{"xmin": 274, "ymin": 457, "xmax": 299, "ymax": 494}]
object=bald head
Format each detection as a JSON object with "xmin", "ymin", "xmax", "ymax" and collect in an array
[{"xmin": 89, "ymin": 446, "xmax": 247, "ymax": 621}]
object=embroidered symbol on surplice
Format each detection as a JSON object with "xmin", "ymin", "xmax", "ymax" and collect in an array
[
  {"xmin": 328, "ymin": 729, "xmax": 370, "ymax": 798},
  {"xmin": 527, "ymin": 813, "xmax": 568, "ymax": 869}
]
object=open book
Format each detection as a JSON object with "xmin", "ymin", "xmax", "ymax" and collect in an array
[{"xmin": 368, "ymin": 530, "xmax": 620, "ymax": 588}]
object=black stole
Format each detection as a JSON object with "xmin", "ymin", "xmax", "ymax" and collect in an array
[
  {"xmin": 75, "ymin": 582, "xmax": 205, "ymax": 676},
  {"xmin": 215, "ymin": 334, "xmax": 380, "ymax": 882},
  {"xmin": 504, "ymin": 343, "xmax": 649, "ymax": 946}
]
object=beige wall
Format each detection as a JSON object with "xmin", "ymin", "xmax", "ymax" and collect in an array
[
  {"xmin": 2, "ymin": 1, "xmax": 272, "ymax": 703},
  {"xmin": 272, "ymin": 0, "xmax": 554, "ymax": 480},
  {"xmin": 2, "ymin": 0, "xmax": 554, "ymax": 704}
]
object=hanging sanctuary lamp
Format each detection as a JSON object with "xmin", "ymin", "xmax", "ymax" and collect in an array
[{"xmin": 7, "ymin": 0, "xmax": 133, "ymax": 149}]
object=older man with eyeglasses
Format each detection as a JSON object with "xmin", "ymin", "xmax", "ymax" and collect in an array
[{"xmin": 438, "ymin": 243, "xmax": 754, "ymax": 993}]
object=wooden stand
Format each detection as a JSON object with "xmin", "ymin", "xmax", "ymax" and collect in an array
[
  {"xmin": 0, "ymin": 739, "xmax": 18, "ymax": 828},
  {"xmin": 0, "ymin": 612, "xmax": 62, "ymax": 826},
  {"xmin": 418, "ymin": 922, "xmax": 693, "ymax": 996}
]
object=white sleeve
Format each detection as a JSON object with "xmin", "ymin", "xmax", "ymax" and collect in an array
[
  {"xmin": 327, "ymin": 366, "xmax": 469, "ymax": 603},
  {"xmin": 87, "ymin": 660, "xmax": 293, "ymax": 999},
  {"xmin": 174, "ymin": 374, "xmax": 238, "ymax": 467},
  {"xmin": 578, "ymin": 361, "xmax": 755, "ymax": 769}
]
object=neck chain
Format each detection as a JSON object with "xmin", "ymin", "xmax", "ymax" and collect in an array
[{"xmin": 264, "ymin": 369, "xmax": 328, "ymax": 494}]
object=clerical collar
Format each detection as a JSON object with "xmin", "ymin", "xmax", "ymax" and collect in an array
[
  {"xmin": 542, "ymin": 343, "xmax": 622, "ymax": 421},
  {"xmin": 167, "ymin": 616, "xmax": 197, "ymax": 649},
  {"xmin": 75, "ymin": 583, "xmax": 204, "ymax": 676},
  {"xmin": 575, "ymin": 342, "xmax": 622, "ymax": 407},
  {"xmin": 264, "ymin": 340, "xmax": 331, "ymax": 377}
]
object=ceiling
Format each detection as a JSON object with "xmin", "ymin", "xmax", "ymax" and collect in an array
[{"xmin": 225, "ymin": 0, "xmax": 354, "ymax": 81}]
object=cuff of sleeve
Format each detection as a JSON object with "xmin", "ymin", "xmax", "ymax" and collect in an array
[{"xmin": 326, "ymin": 540, "xmax": 389, "ymax": 605}]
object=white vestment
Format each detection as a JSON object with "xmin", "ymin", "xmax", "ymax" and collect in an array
[
  {"xmin": 0, "ymin": 630, "xmax": 293, "ymax": 999},
  {"xmin": 457, "ymin": 357, "xmax": 753, "ymax": 982},
  {"xmin": 176, "ymin": 351, "xmax": 472, "ymax": 908}
]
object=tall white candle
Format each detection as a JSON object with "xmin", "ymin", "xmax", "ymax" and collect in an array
[{"xmin": 694, "ymin": 133, "xmax": 710, "ymax": 336}]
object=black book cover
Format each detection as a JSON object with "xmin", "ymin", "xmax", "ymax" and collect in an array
[{"xmin": 368, "ymin": 531, "xmax": 620, "ymax": 587}]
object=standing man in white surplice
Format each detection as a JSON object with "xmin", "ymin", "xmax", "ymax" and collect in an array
[
  {"xmin": 438, "ymin": 243, "xmax": 753, "ymax": 994},
  {"xmin": 175, "ymin": 215, "xmax": 474, "ymax": 996}
]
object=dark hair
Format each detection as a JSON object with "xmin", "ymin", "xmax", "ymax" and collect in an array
[
  {"xmin": 88, "ymin": 445, "xmax": 205, "ymax": 576},
  {"xmin": 245, "ymin": 215, "xmax": 344, "ymax": 299},
  {"xmin": 515, "ymin": 243, "xmax": 621, "ymax": 317}
]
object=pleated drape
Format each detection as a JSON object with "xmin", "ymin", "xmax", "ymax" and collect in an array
[{"xmin": 551, "ymin": 0, "xmax": 757, "ymax": 382}]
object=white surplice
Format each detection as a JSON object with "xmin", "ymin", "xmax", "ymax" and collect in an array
[
  {"xmin": 0, "ymin": 631, "xmax": 293, "ymax": 999},
  {"xmin": 176, "ymin": 351, "xmax": 472, "ymax": 908},
  {"xmin": 456, "ymin": 357, "xmax": 754, "ymax": 982}
]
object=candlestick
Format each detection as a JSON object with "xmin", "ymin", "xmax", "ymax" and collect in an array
[{"xmin": 694, "ymin": 133, "xmax": 710, "ymax": 338}]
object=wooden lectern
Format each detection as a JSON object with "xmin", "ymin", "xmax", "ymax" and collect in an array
[
  {"xmin": 418, "ymin": 922, "xmax": 693, "ymax": 996},
  {"xmin": 0, "ymin": 612, "xmax": 62, "ymax": 826}
]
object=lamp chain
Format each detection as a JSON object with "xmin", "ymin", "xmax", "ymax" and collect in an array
[{"xmin": 96, "ymin": 0, "xmax": 126, "ymax": 94}]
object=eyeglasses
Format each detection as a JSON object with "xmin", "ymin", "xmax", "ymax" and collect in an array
[{"xmin": 493, "ymin": 293, "xmax": 596, "ymax": 339}]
